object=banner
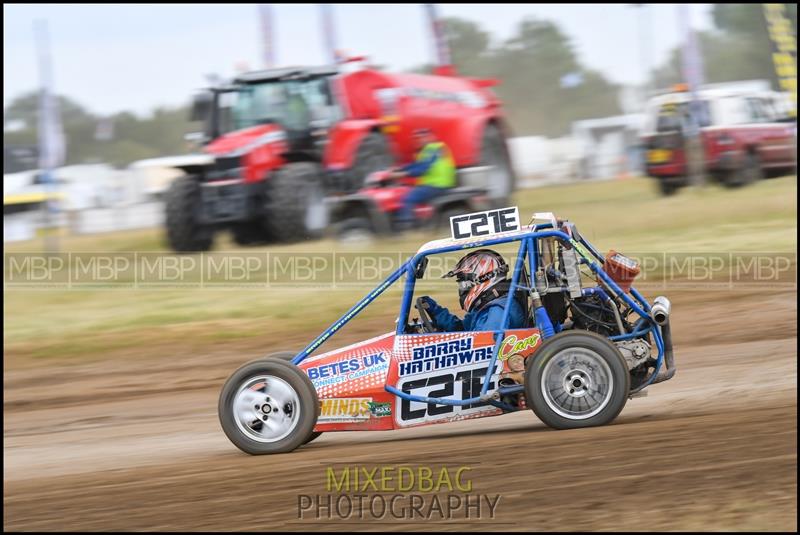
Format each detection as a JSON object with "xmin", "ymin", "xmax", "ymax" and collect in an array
[
  {"xmin": 763, "ymin": 3, "xmax": 797, "ymax": 116},
  {"xmin": 423, "ymin": 4, "xmax": 451, "ymax": 67}
]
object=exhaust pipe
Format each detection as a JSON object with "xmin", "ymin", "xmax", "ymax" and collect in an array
[
  {"xmin": 652, "ymin": 319, "xmax": 677, "ymax": 384},
  {"xmin": 651, "ymin": 296, "xmax": 671, "ymax": 325}
]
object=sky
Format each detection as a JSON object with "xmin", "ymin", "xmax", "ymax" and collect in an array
[{"xmin": 3, "ymin": 4, "xmax": 714, "ymax": 117}]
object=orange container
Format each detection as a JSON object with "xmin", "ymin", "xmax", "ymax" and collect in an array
[{"xmin": 604, "ymin": 250, "xmax": 640, "ymax": 293}]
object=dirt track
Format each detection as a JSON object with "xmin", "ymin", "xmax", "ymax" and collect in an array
[{"xmin": 3, "ymin": 289, "xmax": 797, "ymax": 531}]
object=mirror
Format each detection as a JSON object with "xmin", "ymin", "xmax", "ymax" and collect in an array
[{"xmin": 190, "ymin": 92, "xmax": 213, "ymax": 122}]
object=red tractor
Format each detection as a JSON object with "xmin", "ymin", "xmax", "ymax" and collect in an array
[{"xmin": 165, "ymin": 62, "xmax": 515, "ymax": 251}]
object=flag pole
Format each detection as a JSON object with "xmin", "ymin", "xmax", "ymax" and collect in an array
[
  {"xmin": 320, "ymin": 4, "xmax": 340, "ymax": 65},
  {"xmin": 678, "ymin": 5, "xmax": 706, "ymax": 188},
  {"xmin": 259, "ymin": 5, "xmax": 275, "ymax": 69},
  {"xmin": 34, "ymin": 19, "xmax": 65, "ymax": 253}
]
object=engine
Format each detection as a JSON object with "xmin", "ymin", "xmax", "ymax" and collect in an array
[
  {"xmin": 570, "ymin": 293, "xmax": 624, "ymax": 337},
  {"xmin": 615, "ymin": 339, "xmax": 652, "ymax": 370}
]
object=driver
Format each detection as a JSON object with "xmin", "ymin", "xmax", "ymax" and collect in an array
[
  {"xmin": 285, "ymin": 91, "xmax": 310, "ymax": 131},
  {"xmin": 420, "ymin": 249, "xmax": 526, "ymax": 332}
]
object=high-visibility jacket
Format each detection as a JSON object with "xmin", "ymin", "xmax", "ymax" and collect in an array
[{"xmin": 402, "ymin": 141, "xmax": 456, "ymax": 188}]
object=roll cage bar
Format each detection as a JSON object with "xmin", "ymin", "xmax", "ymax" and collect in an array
[{"xmin": 291, "ymin": 223, "xmax": 666, "ymax": 410}]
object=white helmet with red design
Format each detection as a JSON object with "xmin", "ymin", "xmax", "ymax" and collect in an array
[{"xmin": 443, "ymin": 249, "xmax": 509, "ymax": 312}]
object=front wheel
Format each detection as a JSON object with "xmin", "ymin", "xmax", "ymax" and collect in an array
[
  {"xmin": 269, "ymin": 351, "xmax": 322, "ymax": 446},
  {"xmin": 218, "ymin": 358, "xmax": 319, "ymax": 454},
  {"xmin": 524, "ymin": 331, "xmax": 629, "ymax": 429},
  {"xmin": 165, "ymin": 175, "xmax": 214, "ymax": 252}
]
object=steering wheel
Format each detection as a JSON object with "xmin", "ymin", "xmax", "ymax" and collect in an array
[{"xmin": 414, "ymin": 297, "xmax": 438, "ymax": 333}]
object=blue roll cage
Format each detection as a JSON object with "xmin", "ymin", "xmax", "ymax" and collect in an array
[{"xmin": 292, "ymin": 224, "xmax": 665, "ymax": 411}]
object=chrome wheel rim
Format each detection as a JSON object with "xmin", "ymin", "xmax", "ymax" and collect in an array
[
  {"xmin": 233, "ymin": 375, "xmax": 301, "ymax": 443},
  {"xmin": 541, "ymin": 348, "xmax": 613, "ymax": 420}
]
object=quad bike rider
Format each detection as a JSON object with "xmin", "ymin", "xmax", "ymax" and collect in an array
[
  {"xmin": 418, "ymin": 249, "xmax": 527, "ymax": 332},
  {"xmin": 330, "ymin": 130, "xmax": 493, "ymax": 240},
  {"xmin": 388, "ymin": 128, "xmax": 457, "ymax": 230},
  {"xmin": 330, "ymin": 168, "xmax": 493, "ymax": 241}
]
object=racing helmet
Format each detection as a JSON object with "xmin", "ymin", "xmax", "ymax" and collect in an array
[{"xmin": 443, "ymin": 249, "xmax": 509, "ymax": 312}]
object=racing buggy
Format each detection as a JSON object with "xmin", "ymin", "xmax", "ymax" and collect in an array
[
  {"xmin": 219, "ymin": 208, "xmax": 676, "ymax": 454},
  {"xmin": 328, "ymin": 168, "xmax": 493, "ymax": 241}
]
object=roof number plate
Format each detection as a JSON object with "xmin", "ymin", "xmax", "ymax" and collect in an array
[{"xmin": 450, "ymin": 207, "xmax": 520, "ymax": 240}]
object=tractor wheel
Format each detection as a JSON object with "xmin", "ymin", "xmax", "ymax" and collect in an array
[
  {"xmin": 479, "ymin": 123, "xmax": 516, "ymax": 206},
  {"xmin": 723, "ymin": 151, "xmax": 763, "ymax": 188},
  {"xmin": 231, "ymin": 221, "xmax": 270, "ymax": 246},
  {"xmin": 264, "ymin": 162, "xmax": 328, "ymax": 242},
  {"xmin": 165, "ymin": 175, "xmax": 213, "ymax": 252},
  {"xmin": 336, "ymin": 217, "xmax": 376, "ymax": 244},
  {"xmin": 218, "ymin": 358, "xmax": 319, "ymax": 455},
  {"xmin": 524, "ymin": 331, "xmax": 629, "ymax": 430},
  {"xmin": 346, "ymin": 132, "xmax": 393, "ymax": 192}
]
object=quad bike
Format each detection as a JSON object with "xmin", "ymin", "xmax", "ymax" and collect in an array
[
  {"xmin": 327, "ymin": 169, "xmax": 493, "ymax": 241},
  {"xmin": 219, "ymin": 209, "xmax": 676, "ymax": 454}
]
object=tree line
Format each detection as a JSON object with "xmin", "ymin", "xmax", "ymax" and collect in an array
[{"xmin": 3, "ymin": 4, "xmax": 794, "ymax": 168}]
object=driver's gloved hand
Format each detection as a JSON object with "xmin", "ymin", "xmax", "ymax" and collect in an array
[{"xmin": 420, "ymin": 296, "xmax": 441, "ymax": 314}]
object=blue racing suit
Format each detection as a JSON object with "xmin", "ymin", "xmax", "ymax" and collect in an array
[{"xmin": 421, "ymin": 295, "xmax": 527, "ymax": 332}]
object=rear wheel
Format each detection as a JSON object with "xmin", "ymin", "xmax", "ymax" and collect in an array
[
  {"xmin": 346, "ymin": 132, "xmax": 393, "ymax": 193},
  {"xmin": 231, "ymin": 221, "xmax": 270, "ymax": 246},
  {"xmin": 336, "ymin": 217, "xmax": 376, "ymax": 244},
  {"xmin": 479, "ymin": 123, "xmax": 515, "ymax": 206},
  {"xmin": 439, "ymin": 205, "xmax": 468, "ymax": 232},
  {"xmin": 524, "ymin": 331, "xmax": 629, "ymax": 429},
  {"xmin": 219, "ymin": 358, "xmax": 319, "ymax": 454},
  {"xmin": 264, "ymin": 162, "xmax": 328, "ymax": 242},
  {"xmin": 723, "ymin": 151, "xmax": 762, "ymax": 188}
]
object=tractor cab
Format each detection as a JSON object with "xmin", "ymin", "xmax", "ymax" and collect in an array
[{"xmin": 192, "ymin": 65, "xmax": 342, "ymax": 159}]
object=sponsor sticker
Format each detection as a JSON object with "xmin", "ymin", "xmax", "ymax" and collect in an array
[
  {"xmin": 569, "ymin": 238, "xmax": 593, "ymax": 262},
  {"xmin": 306, "ymin": 352, "xmax": 388, "ymax": 388},
  {"xmin": 319, "ymin": 398, "xmax": 372, "ymax": 423},
  {"xmin": 318, "ymin": 398, "xmax": 392, "ymax": 422},
  {"xmin": 368, "ymin": 401, "xmax": 391, "ymax": 417},
  {"xmin": 498, "ymin": 333, "xmax": 541, "ymax": 361},
  {"xmin": 400, "ymin": 338, "xmax": 494, "ymax": 377}
]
